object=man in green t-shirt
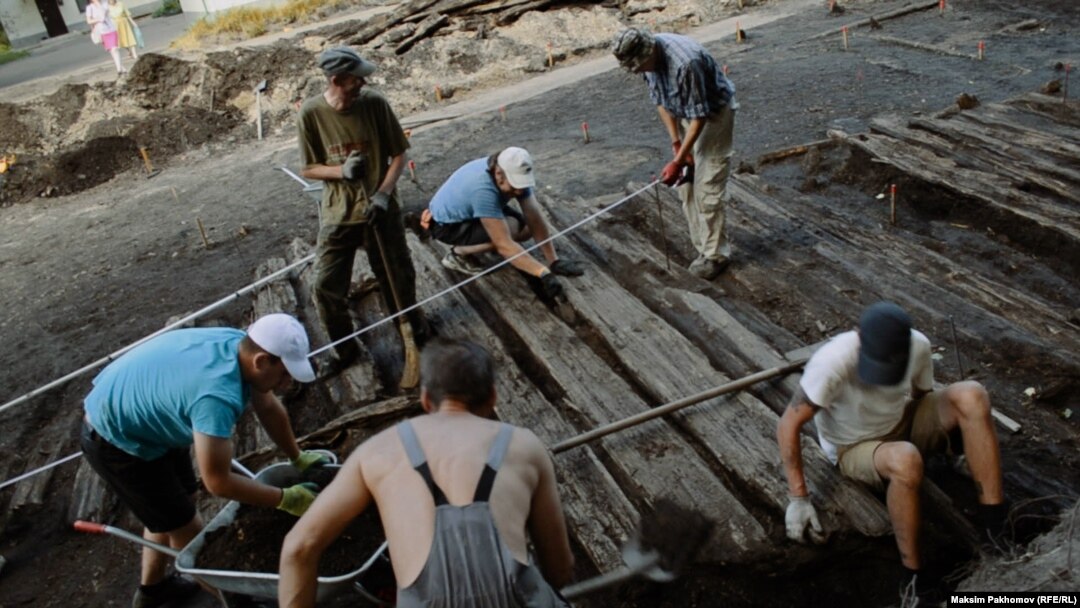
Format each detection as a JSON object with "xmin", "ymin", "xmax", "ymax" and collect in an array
[{"xmin": 298, "ymin": 47, "xmax": 428, "ymax": 374}]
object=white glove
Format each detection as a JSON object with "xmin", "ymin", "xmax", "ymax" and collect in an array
[{"xmin": 785, "ymin": 495, "xmax": 826, "ymax": 544}]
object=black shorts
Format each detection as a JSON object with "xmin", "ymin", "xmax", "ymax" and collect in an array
[
  {"xmin": 429, "ymin": 207, "xmax": 525, "ymax": 247},
  {"xmin": 80, "ymin": 421, "xmax": 198, "ymax": 533}
]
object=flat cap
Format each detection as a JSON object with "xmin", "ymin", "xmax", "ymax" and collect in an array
[{"xmin": 318, "ymin": 46, "xmax": 377, "ymax": 78}]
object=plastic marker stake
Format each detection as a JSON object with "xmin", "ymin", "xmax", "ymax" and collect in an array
[
  {"xmin": 939, "ymin": 0, "xmax": 945, "ymax": 15},
  {"xmin": 499, "ymin": 105, "xmax": 507, "ymax": 121},
  {"xmin": 408, "ymin": 160, "xmax": 416, "ymax": 180},
  {"xmin": 546, "ymin": 42, "xmax": 554, "ymax": 68},
  {"xmin": 977, "ymin": 41, "xmax": 985, "ymax": 61},
  {"xmin": 722, "ymin": 64, "xmax": 729, "ymax": 76},
  {"xmin": 1064, "ymin": 64, "xmax": 1071, "ymax": 103},
  {"xmin": 736, "ymin": 21, "xmax": 743, "ymax": 43},
  {"xmin": 435, "ymin": 86, "xmax": 443, "ymax": 101},
  {"xmin": 581, "ymin": 122, "xmax": 590, "ymax": 143},
  {"xmin": 890, "ymin": 184, "xmax": 897, "ymax": 225},
  {"xmin": 842, "ymin": 25, "xmax": 849, "ymax": 50}
]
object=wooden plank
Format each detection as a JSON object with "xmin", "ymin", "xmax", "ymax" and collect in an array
[
  {"xmin": 407, "ymin": 234, "xmax": 636, "ymax": 571},
  {"xmin": 534, "ymin": 206, "xmax": 891, "ymax": 538},
  {"xmin": 869, "ymin": 115, "xmax": 1078, "ymax": 199},
  {"xmin": 447, "ymin": 244, "xmax": 775, "ymax": 563},
  {"xmin": 494, "ymin": 0, "xmax": 551, "ymax": 26},
  {"xmin": 336, "ymin": 0, "xmax": 442, "ymax": 45},
  {"xmin": 285, "ymin": 239, "xmax": 380, "ymax": 411},
  {"xmin": 395, "ymin": 14, "xmax": 449, "ymax": 55},
  {"xmin": 835, "ymin": 130, "xmax": 1080, "ymax": 271},
  {"xmin": 728, "ymin": 174, "xmax": 1080, "ymax": 359}
]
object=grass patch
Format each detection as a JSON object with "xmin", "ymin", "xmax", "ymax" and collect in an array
[
  {"xmin": 0, "ymin": 26, "xmax": 29, "ymax": 65},
  {"xmin": 152, "ymin": 0, "xmax": 183, "ymax": 18},
  {"xmin": 172, "ymin": 0, "xmax": 351, "ymax": 48},
  {"xmin": 0, "ymin": 49, "xmax": 29, "ymax": 65}
]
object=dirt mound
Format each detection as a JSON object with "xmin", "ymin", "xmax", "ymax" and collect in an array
[
  {"xmin": 125, "ymin": 52, "xmax": 201, "ymax": 109},
  {"xmin": 1, "ymin": 1, "xmax": 711, "ymax": 209}
]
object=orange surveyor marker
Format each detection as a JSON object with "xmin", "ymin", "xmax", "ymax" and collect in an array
[
  {"xmin": 581, "ymin": 122, "xmax": 590, "ymax": 143},
  {"xmin": 890, "ymin": 184, "xmax": 898, "ymax": 225},
  {"xmin": 408, "ymin": 160, "xmax": 417, "ymax": 180}
]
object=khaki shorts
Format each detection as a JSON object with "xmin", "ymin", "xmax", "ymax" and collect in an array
[{"xmin": 836, "ymin": 391, "xmax": 948, "ymax": 490}]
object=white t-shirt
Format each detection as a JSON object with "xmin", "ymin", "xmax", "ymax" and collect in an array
[{"xmin": 800, "ymin": 329, "xmax": 934, "ymax": 463}]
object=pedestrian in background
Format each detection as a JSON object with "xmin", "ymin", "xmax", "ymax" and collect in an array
[
  {"xmin": 86, "ymin": 0, "xmax": 125, "ymax": 75},
  {"xmin": 108, "ymin": 0, "xmax": 139, "ymax": 63}
]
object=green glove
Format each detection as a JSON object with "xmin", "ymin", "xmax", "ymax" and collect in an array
[
  {"xmin": 291, "ymin": 450, "xmax": 331, "ymax": 472},
  {"xmin": 277, "ymin": 482, "xmax": 319, "ymax": 516}
]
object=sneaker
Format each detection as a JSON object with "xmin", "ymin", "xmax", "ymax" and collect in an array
[
  {"xmin": 441, "ymin": 249, "xmax": 485, "ymax": 276},
  {"xmin": 131, "ymin": 572, "xmax": 200, "ymax": 608},
  {"xmin": 688, "ymin": 255, "xmax": 730, "ymax": 280}
]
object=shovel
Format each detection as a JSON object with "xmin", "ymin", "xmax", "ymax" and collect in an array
[
  {"xmin": 372, "ymin": 229, "xmax": 421, "ymax": 390},
  {"xmin": 561, "ymin": 498, "xmax": 714, "ymax": 600}
]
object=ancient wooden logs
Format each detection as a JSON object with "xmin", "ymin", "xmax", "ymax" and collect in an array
[{"xmin": 409, "ymin": 234, "xmax": 636, "ymax": 571}]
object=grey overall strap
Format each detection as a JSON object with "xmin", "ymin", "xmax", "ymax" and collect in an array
[
  {"xmin": 473, "ymin": 424, "xmax": 515, "ymax": 503},
  {"xmin": 396, "ymin": 421, "xmax": 448, "ymax": 506}
]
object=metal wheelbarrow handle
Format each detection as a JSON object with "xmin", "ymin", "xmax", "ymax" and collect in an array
[{"xmin": 74, "ymin": 520, "xmax": 180, "ymax": 558}]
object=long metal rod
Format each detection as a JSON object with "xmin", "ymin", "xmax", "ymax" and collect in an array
[
  {"xmin": 552, "ymin": 359, "xmax": 808, "ymax": 454},
  {"xmin": 652, "ymin": 182, "xmax": 671, "ymax": 271},
  {"xmin": 0, "ymin": 254, "xmax": 315, "ymax": 415}
]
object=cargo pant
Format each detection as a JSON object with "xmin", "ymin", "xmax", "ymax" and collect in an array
[
  {"xmin": 679, "ymin": 103, "xmax": 736, "ymax": 262},
  {"xmin": 314, "ymin": 199, "xmax": 423, "ymax": 361}
]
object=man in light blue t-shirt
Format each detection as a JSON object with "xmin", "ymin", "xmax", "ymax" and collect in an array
[
  {"xmin": 423, "ymin": 147, "xmax": 584, "ymax": 300},
  {"xmin": 80, "ymin": 313, "xmax": 329, "ymax": 608}
]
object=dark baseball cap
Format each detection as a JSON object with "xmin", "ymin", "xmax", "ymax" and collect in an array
[
  {"xmin": 857, "ymin": 301, "xmax": 913, "ymax": 386},
  {"xmin": 318, "ymin": 47, "xmax": 377, "ymax": 78}
]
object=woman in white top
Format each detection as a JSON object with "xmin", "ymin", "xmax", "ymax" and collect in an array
[{"xmin": 86, "ymin": 0, "xmax": 124, "ymax": 75}]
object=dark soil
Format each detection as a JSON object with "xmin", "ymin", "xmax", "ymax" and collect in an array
[{"xmin": 196, "ymin": 503, "xmax": 384, "ymax": 577}]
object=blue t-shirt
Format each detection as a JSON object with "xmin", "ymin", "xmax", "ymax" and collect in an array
[
  {"xmin": 428, "ymin": 158, "xmax": 531, "ymax": 224},
  {"xmin": 84, "ymin": 328, "xmax": 250, "ymax": 461}
]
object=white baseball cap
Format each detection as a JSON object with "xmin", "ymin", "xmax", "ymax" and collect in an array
[
  {"xmin": 247, "ymin": 313, "xmax": 316, "ymax": 383},
  {"xmin": 496, "ymin": 147, "xmax": 536, "ymax": 189}
]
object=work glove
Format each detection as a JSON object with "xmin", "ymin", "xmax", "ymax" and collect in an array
[
  {"xmin": 278, "ymin": 482, "xmax": 320, "ymax": 517},
  {"xmin": 364, "ymin": 191, "xmax": 390, "ymax": 223},
  {"xmin": 539, "ymin": 272, "xmax": 565, "ymax": 300},
  {"xmin": 341, "ymin": 151, "xmax": 366, "ymax": 181},
  {"xmin": 550, "ymin": 259, "xmax": 584, "ymax": 277},
  {"xmin": 291, "ymin": 450, "xmax": 331, "ymax": 472},
  {"xmin": 785, "ymin": 496, "xmax": 826, "ymax": 544},
  {"xmin": 660, "ymin": 160, "xmax": 683, "ymax": 187}
]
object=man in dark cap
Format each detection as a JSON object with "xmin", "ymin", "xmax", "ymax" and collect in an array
[
  {"xmin": 297, "ymin": 46, "xmax": 428, "ymax": 375},
  {"xmin": 776, "ymin": 302, "xmax": 1005, "ymax": 599},
  {"xmin": 612, "ymin": 27, "xmax": 737, "ymax": 280}
]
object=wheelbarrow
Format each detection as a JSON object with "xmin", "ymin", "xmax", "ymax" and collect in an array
[{"xmin": 76, "ymin": 456, "xmax": 394, "ymax": 606}]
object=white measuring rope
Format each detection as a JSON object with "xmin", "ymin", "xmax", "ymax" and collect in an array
[
  {"xmin": 0, "ymin": 451, "xmax": 83, "ymax": 491},
  {"xmin": 309, "ymin": 180, "xmax": 661, "ymax": 357},
  {"xmin": 0, "ymin": 181, "xmax": 661, "ymax": 491},
  {"xmin": 0, "ymin": 254, "xmax": 316, "ymax": 416}
]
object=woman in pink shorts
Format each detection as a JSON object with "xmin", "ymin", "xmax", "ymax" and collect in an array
[{"xmin": 86, "ymin": 0, "xmax": 125, "ymax": 75}]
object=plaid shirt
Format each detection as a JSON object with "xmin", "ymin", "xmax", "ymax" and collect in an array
[{"xmin": 643, "ymin": 34, "xmax": 735, "ymax": 119}]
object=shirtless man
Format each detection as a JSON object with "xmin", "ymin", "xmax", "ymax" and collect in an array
[{"xmin": 278, "ymin": 338, "xmax": 574, "ymax": 607}]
